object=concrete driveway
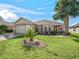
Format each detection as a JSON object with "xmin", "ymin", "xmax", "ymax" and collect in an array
[{"xmin": 0, "ymin": 33, "xmax": 24, "ymax": 41}]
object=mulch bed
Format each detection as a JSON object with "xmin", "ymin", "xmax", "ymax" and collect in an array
[{"xmin": 22, "ymin": 39, "xmax": 47, "ymax": 48}]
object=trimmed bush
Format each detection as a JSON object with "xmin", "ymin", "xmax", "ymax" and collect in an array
[{"xmin": 51, "ymin": 31, "xmax": 57, "ymax": 35}]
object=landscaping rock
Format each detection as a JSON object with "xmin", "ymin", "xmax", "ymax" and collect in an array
[{"xmin": 22, "ymin": 39, "xmax": 47, "ymax": 48}]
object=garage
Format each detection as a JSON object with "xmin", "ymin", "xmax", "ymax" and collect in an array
[
  {"xmin": 15, "ymin": 17, "xmax": 32, "ymax": 34},
  {"xmin": 16, "ymin": 25, "xmax": 26, "ymax": 33},
  {"xmin": 16, "ymin": 25, "xmax": 31, "ymax": 34}
]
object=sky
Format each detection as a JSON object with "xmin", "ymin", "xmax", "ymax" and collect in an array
[{"xmin": 0, "ymin": 0, "xmax": 79, "ymax": 26}]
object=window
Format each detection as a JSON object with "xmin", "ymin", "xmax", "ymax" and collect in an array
[
  {"xmin": 49, "ymin": 27, "xmax": 51, "ymax": 31},
  {"xmin": 44, "ymin": 26, "xmax": 47, "ymax": 31}
]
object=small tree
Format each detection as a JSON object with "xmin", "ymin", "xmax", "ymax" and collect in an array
[{"xmin": 26, "ymin": 28, "xmax": 36, "ymax": 41}]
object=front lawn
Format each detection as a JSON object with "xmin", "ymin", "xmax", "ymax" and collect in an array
[{"xmin": 0, "ymin": 34, "xmax": 79, "ymax": 59}]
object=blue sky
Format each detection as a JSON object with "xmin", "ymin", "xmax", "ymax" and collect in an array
[{"xmin": 0, "ymin": 0, "xmax": 79, "ymax": 26}]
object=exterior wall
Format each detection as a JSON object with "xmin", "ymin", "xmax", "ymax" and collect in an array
[
  {"xmin": 69, "ymin": 28, "xmax": 75, "ymax": 33},
  {"xmin": 6, "ymin": 23, "xmax": 63, "ymax": 34},
  {"xmin": 15, "ymin": 19, "xmax": 63, "ymax": 33},
  {"xmin": 37, "ymin": 24, "xmax": 57, "ymax": 32},
  {"xmin": 69, "ymin": 27, "xmax": 79, "ymax": 33},
  {"xmin": 60, "ymin": 24, "xmax": 64, "ymax": 31},
  {"xmin": 42, "ymin": 24, "xmax": 54, "ymax": 31},
  {"xmin": 38, "ymin": 25, "xmax": 52, "ymax": 31},
  {"xmin": 7, "ymin": 25, "xmax": 14, "ymax": 30},
  {"xmin": 76, "ymin": 28, "xmax": 79, "ymax": 32}
]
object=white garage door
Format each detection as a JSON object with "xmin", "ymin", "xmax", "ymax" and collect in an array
[{"xmin": 16, "ymin": 25, "xmax": 30, "ymax": 34}]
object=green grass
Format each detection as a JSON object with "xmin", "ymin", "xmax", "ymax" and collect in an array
[{"xmin": 0, "ymin": 34, "xmax": 79, "ymax": 59}]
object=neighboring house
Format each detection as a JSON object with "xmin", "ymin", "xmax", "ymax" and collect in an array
[
  {"xmin": 0, "ymin": 16, "xmax": 64, "ymax": 34},
  {"xmin": 0, "ymin": 16, "xmax": 14, "ymax": 30},
  {"xmin": 69, "ymin": 23, "xmax": 79, "ymax": 33}
]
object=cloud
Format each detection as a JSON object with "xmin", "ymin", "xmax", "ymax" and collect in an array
[
  {"xmin": 43, "ymin": 0, "xmax": 54, "ymax": 6},
  {"xmin": 0, "ymin": 9, "xmax": 18, "ymax": 22},
  {"xmin": 0, "ymin": 4, "xmax": 44, "ymax": 15},
  {"xmin": 43, "ymin": 1, "xmax": 53, "ymax": 6},
  {"xmin": 36, "ymin": 8, "xmax": 44, "ymax": 11},
  {"xmin": 70, "ymin": 22, "xmax": 78, "ymax": 26},
  {"xmin": 0, "ymin": 3, "xmax": 45, "ymax": 22}
]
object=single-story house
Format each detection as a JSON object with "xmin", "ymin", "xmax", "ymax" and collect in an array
[
  {"xmin": 15, "ymin": 18, "xmax": 63, "ymax": 34},
  {"xmin": 69, "ymin": 23, "xmax": 79, "ymax": 33},
  {"xmin": 0, "ymin": 16, "xmax": 64, "ymax": 34}
]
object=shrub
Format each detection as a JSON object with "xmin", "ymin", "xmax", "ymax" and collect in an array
[
  {"xmin": 0, "ymin": 25, "xmax": 8, "ymax": 34},
  {"xmin": 26, "ymin": 28, "xmax": 37, "ymax": 41},
  {"xmin": 51, "ymin": 30, "xmax": 57, "ymax": 35}
]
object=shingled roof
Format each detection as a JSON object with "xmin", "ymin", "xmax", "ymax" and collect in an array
[
  {"xmin": 35, "ymin": 20, "xmax": 62, "ymax": 25},
  {"xmin": 70, "ymin": 23, "xmax": 79, "ymax": 28}
]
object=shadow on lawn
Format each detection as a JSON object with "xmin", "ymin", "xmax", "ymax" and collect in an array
[
  {"xmin": 71, "ymin": 34, "xmax": 79, "ymax": 42},
  {"xmin": 21, "ymin": 45, "xmax": 36, "ymax": 52}
]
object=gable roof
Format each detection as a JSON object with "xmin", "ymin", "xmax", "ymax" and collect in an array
[
  {"xmin": 34, "ymin": 20, "xmax": 62, "ymax": 25},
  {"xmin": 15, "ymin": 17, "xmax": 32, "ymax": 23}
]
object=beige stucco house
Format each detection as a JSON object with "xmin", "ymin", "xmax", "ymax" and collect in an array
[
  {"xmin": 0, "ymin": 16, "xmax": 63, "ymax": 34},
  {"xmin": 14, "ymin": 17, "xmax": 63, "ymax": 34}
]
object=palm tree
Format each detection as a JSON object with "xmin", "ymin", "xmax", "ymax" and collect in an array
[{"xmin": 53, "ymin": 0, "xmax": 79, "ymax": 32}]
